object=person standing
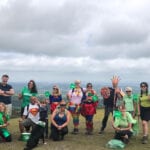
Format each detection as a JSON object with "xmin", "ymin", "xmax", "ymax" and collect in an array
[
  {"xmin": 18, "ymin": 80, "xmax": 38, "ymax": 117},
  {"xmin": 67, "ymin": 80, "xmax": 85, "ymax": 134},
  {"xmin": 123, "ymin": 87, "xmax": 136, "ymax": 117},
  {"xmin": 99, "ymin": 76, "xmax": 120, "ymax": 134},
  {"xmin": 49, "ymin": 85, "xmax": 62, "ymax": 114},
  {"xmin": 81, "ymin": 83, "xmax": 98, "ymax": 135},
  {"xmin": 138, "ymin": 82, "xmax": 150, "ymax": 144},
  {"xmin": 0, "ymin": 74, "xmax": 15, "ymax": 116}
]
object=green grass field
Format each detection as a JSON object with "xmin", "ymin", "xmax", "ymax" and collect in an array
[{"xmin": 0, "ymin": 109, "xmax": 150, "ymax": 150}]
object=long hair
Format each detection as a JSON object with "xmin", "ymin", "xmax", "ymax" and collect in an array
[
  {"xmin": 0, "ymin": 102, "xmax": 7, "ymax": 114},
  {"xmin": 140, "ymin": 82, "xmax": 148, "ymax": 97},
  {"xmin": 28, "ymin": 80, "xmax": 38, "ymax": 93},
  {"xmin": 52, "ymin": 85, "xmax": 61, "ymax": 96}
]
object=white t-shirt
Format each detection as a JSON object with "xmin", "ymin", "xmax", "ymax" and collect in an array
[
  {"xmin": 68, "ymin": 88, "xmax": 83, "ymax": 104},
  {"xmin": 23, "ymin": 103, "xmax": 40, "ymax": 123}
]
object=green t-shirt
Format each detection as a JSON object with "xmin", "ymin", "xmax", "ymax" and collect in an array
[
  {"xmin": 114, "ymin": 112, "xmax": 136, "ymax": 129},
  {"xmin": 123, "ymin": 95, "xmax": 135, "ymax": 112},
  {"xmin": 139, "ymin": 94, "xmax": 150, "ymax": 107},
  {"xmin": 21, "ymin": 87, "xmax": 37, "ymax": 108},
  {"xmin": 0, "ymin": 112, "xmax": 9, "ymax": 125}
]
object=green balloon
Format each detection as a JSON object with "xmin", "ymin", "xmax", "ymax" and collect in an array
[
  {"xmin": 92, "ymin": 95, "xmax": 98, "ymax": 102},
  {"xmin": 44, "ymin": 91, "xmax": 50, "ymax": 97},
  {"xmin": 133, "ymin": 94, "xmax": 138, "ymax": 101},
  {"xmin": 1, "ymin": 128, "xmax": 10, "ymax": 138},
  {"xmin": 114, "ymin": 111, "xmax": 122, "ymax": 118},
  {"xmin": 22, "ymin": 86, "xmax": 28, "ymax": 92},
  {"xmin": 70, "ymin": 83, "xmax": 75, "ymax": 89},
  {"xmin": 88, "ymin": 93, "xmax": 93, "ymax": 96}
]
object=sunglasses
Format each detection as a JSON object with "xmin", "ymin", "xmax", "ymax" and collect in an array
[
  {"xmin": 53, "ymin": 88, "xmax": 58, "ymax": 90},
  {"xmin": 87, "ymin": 85, "xmax": 92, "ymax": 87},
  {"xmin": 126, "ymin": 91, "xmax": 131, "ymax": 92},
  {"xmin": 141, "ymin": 86, "xmax": 146, "ymax": 88},
  {"xmin": 60, "ymin": 104, "xmax": 66, "ymax": 107}
]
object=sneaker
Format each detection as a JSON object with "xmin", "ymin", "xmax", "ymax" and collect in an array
[
  {"xmin": 24, "ymin": 147, "xmax": 31, "ymax": 150},
  {"xmin": 45, "ymin": 135, "xmax": 48, "ymax": 139},
  {"xmin": 88, "ymin": 131, "xmax": 93, "ymax": 135},
  {"xmin": 99, "ymin": 130, "xmax": 104, "ymax": 134},
  {"xmin": 123, "ymin": 137, "xmax": 129, "ymax": 144},
  {"xmin": 142, "ymin": 136, "xmax": 148, "ymax": 144},
  {"xmin": 71, "ymin": 128, "xmax": 79, "ymax": 134}
]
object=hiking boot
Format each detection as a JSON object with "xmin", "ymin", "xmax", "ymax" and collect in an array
[
  {"xmin": 99, "ymin": 130, "xmax": 104, "ymax": 134},
  {"xmin": 123, "ymin": 137, "xmax": 129, "ymax": 144},
  {"xmin": 24, "ymin": 147, "xmax": 31, "ymax": 150},
  {"xmin": 45, "ymin": 135, "xmax": 48, "ymax": 139},
  {"xmin": 142, "ymin": 136, "xmax": 148, "ymax": 144},
  {"xmin": 88, "ymin": 131, "xmax": 93, "ymax": 135},
  {"xmin": 71, "ymin": 128, "xmax": 79, "ymax": 134}
]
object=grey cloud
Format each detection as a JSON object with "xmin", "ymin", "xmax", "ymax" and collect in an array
[{"xmin": 0, "ymin": 0, "xmax": 150, "ymax": 83}]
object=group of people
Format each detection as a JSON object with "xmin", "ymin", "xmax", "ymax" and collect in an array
[{"xmin": 0, "ymin": 74, "xmax": 150, "ymax": 148}]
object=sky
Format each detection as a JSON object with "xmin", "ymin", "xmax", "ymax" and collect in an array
[{"xmin": 0, "ymin": 0, "xmax": 150, "ymax": 85}]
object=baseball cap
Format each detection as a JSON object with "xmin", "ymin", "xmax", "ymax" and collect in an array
[{"xmin": 125, "ymin": 87, "xmax": 132, "ymax": 92}]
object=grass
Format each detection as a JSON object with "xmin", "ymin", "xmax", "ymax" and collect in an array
[{"xmin": 0, "ymin": 109, "xmax": 150, "ymax": 150}]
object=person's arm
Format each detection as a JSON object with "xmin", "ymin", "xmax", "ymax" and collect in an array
[
  {"xmin": 111, "ymin": 76, "xmax": 120, "ymax": 89},
  {"xmin": 112, "ymin": 118, "xmax": 121, "ymax": 132},
  {"xmin": 18, "ymin": 93, "xmax": 23, "ymax": 100},
  {"xmin": 60, "ymin": 111, "xmax": 71, "ymax": 128},
  {"xmin": 120, "ymin": 123, "xmax": 132, "ymax": 131},
  {"xmin": 51, "ymin": 109, "xmax": 59, "ymax": 128},
  {"xmin": 4, "ymin": 88, "xmax": 15, "ymax": 96},
  {"xmin": 112, "ymin": 119, "xmax": 132, "ymax": 132},
  {"xmin": 137, "ymin": 101, "xmax": 140, "ymax": 116},
  {"xmin": 66, "ymin": 90, "xmax": 72, "ymax": 100}
]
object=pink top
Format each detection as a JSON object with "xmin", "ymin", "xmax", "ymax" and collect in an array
[{"xmin": 68, "ymin": 88, "xmax": 83, "ymax": 104}]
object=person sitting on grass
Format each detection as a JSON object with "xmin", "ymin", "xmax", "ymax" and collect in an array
[
  {"xmin": 50, "ymin": 100, "xmax": 71, "ymax": 141},
  {"xmin": 112, "ymin": 105, "xmax": 136, "ymax": 144},
  {"xmin": 19, "ymin": 96, "xmax": 40, "ymax": 139},
  {"xmin": 0, "ymin": 102, "xmax": 11, "ymax": 142}
]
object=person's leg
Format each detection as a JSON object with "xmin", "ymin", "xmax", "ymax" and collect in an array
[
  {"xmin": 86, "ymin": 115, "xmax": 93, "ymax": 135},
  {"xmin": 141, "ymin": 120, "xmax": 149, "ymax": 144},
  {"xmin": 72, "ymin": 113, "xmax": 80, "ymax": 134},
  {"xmin": 20, "ymin": 118, "xmax": 32, "ymax": 133},
  {"xmin": 99, "ymin": 106, "xmax": 111, "ymax": 133},
  {"xmin": 61, "ymin": 126, "xmax": 68, "ymax": 140},
  {"xmin": 51, "ymin": 124, "xmax": 60, "ymax": 141},
  {"xmin": 0, "ymin": 128, "xmax": 12, "ymax": 142},
  {"xmin": 6, "ymin": 104, "xmax": 12, "ymax": 117},
  {"xmin": 45, "ymin": 118, "xmax": 48, "ymax": 138}
]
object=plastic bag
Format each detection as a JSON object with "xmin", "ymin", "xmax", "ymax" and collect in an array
[{"xmin": 106, "ymin": 139, "xmax": 125, "ymax": 149}]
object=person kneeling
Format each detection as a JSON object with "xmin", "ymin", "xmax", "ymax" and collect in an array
[
  {"xmin": 112, "ymin": 105, "xmax": 136, "ymax": 144},
  {"xmin": 50, "ymin": 100, "xmax": 70, "ymax": 141},
  {"xmin": 0, "ymin": 102, "xmax": 12, "ymax": 142}
]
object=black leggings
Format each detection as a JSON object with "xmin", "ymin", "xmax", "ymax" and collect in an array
[
  {"xmin": 51, "ymin": 124, "xmax": 68, "ymax": 141},
  {"xmin": 114, "ymin": 130, "xmax": 132, "ymax": 141}
]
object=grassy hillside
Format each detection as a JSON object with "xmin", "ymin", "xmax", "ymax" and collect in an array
[{"xmin": 0, "ymin": 109, "xmax": 150, "ymax": 150}]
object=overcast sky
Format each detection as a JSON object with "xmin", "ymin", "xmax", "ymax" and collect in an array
[{"xmin": 0, "ymin": 0, "xmax": 150, "ymax": 85}]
